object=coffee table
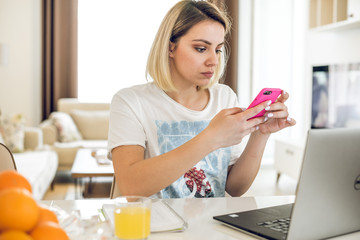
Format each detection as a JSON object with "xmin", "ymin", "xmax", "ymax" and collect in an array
[{"xmin": 71, "ymin": 148, "xmax": 114, "ymax": 198}]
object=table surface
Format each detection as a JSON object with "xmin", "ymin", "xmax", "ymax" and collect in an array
[
  {"xmin": 70, "ymin": 148, "xmax": 114, "ymax": 178},
  {"xmin": 42, "ymin": 196, "xmax": 360, "ymax": 240}
]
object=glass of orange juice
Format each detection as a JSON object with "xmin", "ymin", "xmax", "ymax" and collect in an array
[{"xmin": 114, "ymin": 196, "xmax": 151, "ymax": 240}]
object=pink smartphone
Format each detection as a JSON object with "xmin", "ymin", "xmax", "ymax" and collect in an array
[{"xmin": 247, "ymin": 88, "xmax": 282, "ymax": 119}]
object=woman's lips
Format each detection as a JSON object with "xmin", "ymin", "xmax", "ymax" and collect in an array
[{"xmin": 202, "ymin": 72, "xmax": 214, "ymax": 78}]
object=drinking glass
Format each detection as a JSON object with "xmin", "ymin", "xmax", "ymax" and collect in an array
[{"xmin": 114, "ymin": 196, "xmax": 151, "ymax": 240}]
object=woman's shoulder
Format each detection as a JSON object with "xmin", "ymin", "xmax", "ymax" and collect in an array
[
  {"xmin": 211, "ymin": 83, "xmax": 236, "ymax": 95},
  {"xmin": 114, "ymin": 82, "xmax": 158, "ymax": 98},
  {"xmin": 209, "ymin": 83, "xmax": 238, "ymax": 107}
]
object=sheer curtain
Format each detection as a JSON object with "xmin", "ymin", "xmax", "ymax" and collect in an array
[
  {"xmin": 77, "ymin": 0, "xmax": 180, "ymax": 103},
  {"xmin": 77, "ymin": 0, "xmax": 238, "ymax": 103},
  {"xmin": 249, "ymin": 0, "xmax": 306, "ymax": 163}
]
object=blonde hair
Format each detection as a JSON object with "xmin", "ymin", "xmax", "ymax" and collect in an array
[{"xmin": 146, "ymin": 0, "xmax": 231, "ymax": 92}]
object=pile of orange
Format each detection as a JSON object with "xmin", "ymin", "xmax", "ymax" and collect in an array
[{"xmin": 0, "ymin": 170, "xmax": 70, "ymax": 240}]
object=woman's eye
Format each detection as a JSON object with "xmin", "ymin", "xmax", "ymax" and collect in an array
[
  {"xmin": 195, "ymin": 47, "xmax": 206, "ymax": 53},
  {"xmin": 216, "ymin": 49, "xmax": 223, "ymax": 54}
]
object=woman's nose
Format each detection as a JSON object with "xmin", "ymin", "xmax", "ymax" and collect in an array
[{"xmin": 205, "ymin": 51, "xmax": 218, "ymax": 67}]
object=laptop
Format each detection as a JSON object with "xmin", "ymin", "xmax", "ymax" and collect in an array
[{"xmin": 213, "ymin": 128, "xmax": 360, "ymax": 240}]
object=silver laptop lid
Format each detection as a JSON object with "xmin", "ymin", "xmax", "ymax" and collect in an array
[{"xmin": 288, "ymin": 128, "xmax": 360, "ymax": 240}]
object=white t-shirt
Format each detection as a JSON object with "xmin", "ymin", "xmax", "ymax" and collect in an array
[{"xmin": 108, "ymin": 82, "xmax": 243, "ymax": 198}]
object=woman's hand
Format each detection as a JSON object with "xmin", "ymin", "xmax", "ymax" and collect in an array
[
  {"xmin": 206, "ymin": 100, "xmax": 274, "ymax": 149},
  {"xmin": 252, "ymin": 90, "xmax": 296, "ymax": 134}
]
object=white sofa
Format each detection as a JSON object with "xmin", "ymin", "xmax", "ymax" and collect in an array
[
  {"xmin": 40, "ymin": 98, "xmax": 110, "ymax": 170},
  {"xmin": 13, "ymin": 127, "xmax": 58, "ymax": 200}
]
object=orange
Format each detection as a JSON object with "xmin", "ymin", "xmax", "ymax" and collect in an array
[
  {"xmin": 30, "ymin": 222, "xmax": 69, "ymax": 240},
  {"xmin": 0, "ymin": 170, "xmax": 32, "ymax": 193},
  {"xmin": 36, "ymin": 204, "xmax": 59, "ymax": 226},
  {"xmin": 0, "ymin": 188, "xmax": 39, "ymax": 232},
  {"xmin": 0, "ymin": 230, "xmax": 33, "ymax": 240}
]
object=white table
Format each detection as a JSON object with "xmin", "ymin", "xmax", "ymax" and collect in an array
[
  {"xmin": 70, "ymin": 149, "xmax": 114, "ymax": 198},
  {"xmin": 41, "ymin": 196, "xmax": 360, "ymax": 240}
]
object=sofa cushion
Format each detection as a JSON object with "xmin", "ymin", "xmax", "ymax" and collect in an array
[
  {"xmin": 24, "ymin": 127, "xmax": 43, "ymax": 150},
  {"xmin": 54, "ymin": 140, "xmax": 108, "ymax": 149},
  {"xmin": 49, "ymin": 112, "xmax": 82, "ymax": 142},
  {"xmin": 0, "ymin": 114, "xmax": 25, "ymax": 153},
  {"xmin": 14, "ymin": 150, "xmax": 58, "ymax": 200},
  {"xmin": 70, "ymin": 110, "xmax": 109, "ymax": 140}
]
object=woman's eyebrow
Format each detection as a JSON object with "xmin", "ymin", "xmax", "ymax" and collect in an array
[{"xmin": 192, "ymin": 39, "xmax": 224, "ymax": 47}]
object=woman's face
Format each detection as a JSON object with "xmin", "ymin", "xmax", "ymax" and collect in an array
[{"xmin": 169, "ymin": 20, "xmax": 225, "ymax": 90}]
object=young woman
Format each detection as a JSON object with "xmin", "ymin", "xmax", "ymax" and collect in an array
[{"xmin": 107, "ymin": 0, "xmax": 296, "ymax": 198}]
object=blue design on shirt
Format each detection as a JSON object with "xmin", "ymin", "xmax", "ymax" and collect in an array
[{"xmin": 155, "ymin": 120, "xmax": 231, "ymax": 198}]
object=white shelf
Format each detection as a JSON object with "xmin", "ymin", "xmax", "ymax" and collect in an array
[{"xmin": 310, "ymin": 19, "xmax": 360, "ymax": 32}]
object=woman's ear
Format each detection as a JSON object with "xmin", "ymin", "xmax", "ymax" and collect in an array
[{"xmin": 169, "ymin": 42, "xmax": 175, "ymax": 58}]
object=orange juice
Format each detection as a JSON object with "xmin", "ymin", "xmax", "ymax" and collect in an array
[{"xmin": 114, "ymin": 206, "xmax": 151, "ymax": 239}]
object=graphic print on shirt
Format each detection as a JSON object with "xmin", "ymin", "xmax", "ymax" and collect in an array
[
  {"xmin": 184, "ymin": 167, "xmax": 214, "ymax": 197},
  {"xmin": 156, "ymin": 120, "xmax": 231, "ymax": 198}
]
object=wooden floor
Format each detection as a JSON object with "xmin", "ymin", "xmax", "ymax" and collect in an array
[
  {"xmin": 43, "ymin": 171, "xmax": 113, "ymax": 200},
  {"xmin": 43, "ymin": 166, "xmax": 297, "ymax": 200}
]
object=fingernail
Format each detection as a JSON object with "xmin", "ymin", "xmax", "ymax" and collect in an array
[
  {"xmin": 267, "ymin": 113, "xmax": 273, "ymax": 118},
  {"xmin": 287, "ymin": 117, "xmax": 292, "ymax": 121},
  {"xmin": 256, "ymin": 126, "xmax": 259, "ymax": 130},
  {"xmin": 265, "ymin": 106, "xmax": 270, "ymax": 111},
  {"xmin": 264, "ymin": 116, "xmax": 268, "ymax": 122},
  {"xmin": 267, "ymin": 100, "xmax": 272, "ymax": 106},
  {"xmin": 282, "ymin": 90, "xmax": 287, "ymax": 95}
]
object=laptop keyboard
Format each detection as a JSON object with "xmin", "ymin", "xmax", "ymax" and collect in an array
[{"xmin": 257, "ymin": 217, "xmax": 291, "ymax": 234}]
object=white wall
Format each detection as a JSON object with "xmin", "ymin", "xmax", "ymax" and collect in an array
[{"xmin": 0, "ymin": 0, "xmax": 42, "ymax": 126}]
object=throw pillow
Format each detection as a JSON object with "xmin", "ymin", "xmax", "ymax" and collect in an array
[
  {"xmin": 0, "ymin": 113, "xmax": 25, "ymax": 153},
  {"xmin": 49, "ymin": 112, "xmax": 82, "ymax": 142},
  {"xmin": 70, "ymin": 110, "xmax": 109, "ymax": 140}
]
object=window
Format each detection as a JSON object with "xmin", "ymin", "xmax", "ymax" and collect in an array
[
  {"xmin": 238, "ymin": 0, "xmax": 306, "ymax": 164},
  {"xmin": 78, "ymin": 0, "xmax": 180, "ymax": 103}
]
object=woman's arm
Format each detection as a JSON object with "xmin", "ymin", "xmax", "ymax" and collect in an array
[
  {"xmin": 112, "ymin": 127, "xmax": 216, "ymax": 197},
  {"xmin": 225, "ymin": 91, "xmax": 296, "ymax": 196},
  {"xmin": 112, "ymin": 102, "xmax": 270, "ymax": 197},
  {"xmin": 225, "ymin": 131, "xmax": 270, "ymax": 196}
]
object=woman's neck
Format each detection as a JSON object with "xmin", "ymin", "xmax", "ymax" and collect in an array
[{"xmin": 165, "ymin": 86, "xmax": 210, "ymax": 111}]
